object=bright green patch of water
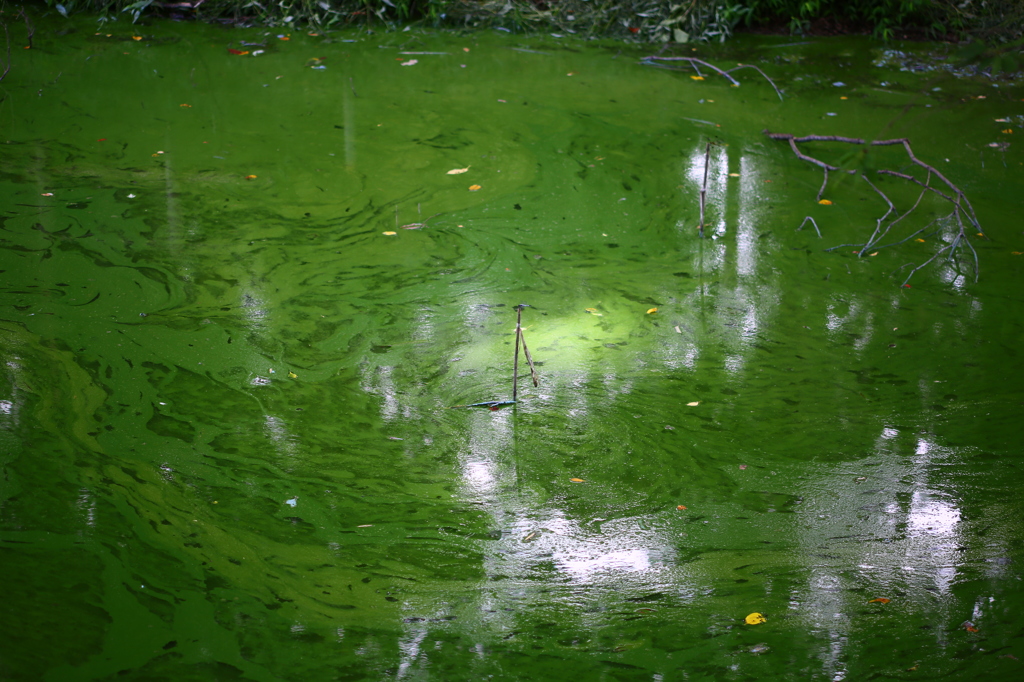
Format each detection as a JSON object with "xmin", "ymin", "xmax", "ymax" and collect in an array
[{"xmin": 2, "ymin": 15, "xmax": 1024, "ymax": 681}]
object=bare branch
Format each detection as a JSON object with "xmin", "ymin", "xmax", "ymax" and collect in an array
[
  {"xmin": 642, "ymin": 57, "xmax": 783, "ymax": 100},
  {"xmin": 765, "ymin": 130, "xmax": 984, "ymax": 286}
]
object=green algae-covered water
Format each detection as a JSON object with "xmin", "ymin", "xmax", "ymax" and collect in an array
[{"xmin": 2, "ymin": 14, "xmax": 1024, "ymax": 681}]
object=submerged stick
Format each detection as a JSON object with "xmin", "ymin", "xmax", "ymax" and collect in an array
[{"xmin": 512, "ymin": 305, "xmax": 523, "ymax": 402}]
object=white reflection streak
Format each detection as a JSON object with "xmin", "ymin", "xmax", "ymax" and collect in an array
[
  {"xmin": 263, "ymin": 414, "xmax": 299, "ymax": 458},
  {"xmin": 396, "ymin": 627, "xmax": 428, "ymax": 680}
]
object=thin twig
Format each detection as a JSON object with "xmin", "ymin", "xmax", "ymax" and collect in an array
[
  {"xmin": 816, "ymin": 167, "xmax": 830, "ymax": 202},
  {"xmin": 518, "ymin": 329, "xmax": 539, "ymax": 388},
  {"xmin": 698, "ymin": 141, "xmax": 710, "ymax": 238},
  {"xmin": 724, "ymin": 63, "xmax": 784, "ymax": 101},
  {"xmin": 512, "ymin": 306, "xmax": 522, "ymax": 402},
  {"xmin": 0, "ymin": 15, "xmax": 10, "ymax": 84},
  {"xmin": 797, "ymin": 216, "xmax": 821, "ymax": 238},
  {"xmin": 858, "ymin": 174, "xmax": 896, "ymax": 257}
]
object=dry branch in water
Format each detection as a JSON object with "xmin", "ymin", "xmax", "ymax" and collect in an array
[
  {"xmin": 640, "ymin": 56, "xmax": 784, "ymax": 101},
  {"xmin": 764, "ymin": 130, "xmax": 984, "ymax": 286}
]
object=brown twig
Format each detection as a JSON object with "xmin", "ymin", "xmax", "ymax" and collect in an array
[
  {"xmin": 764, "ymin": 130, "xmax": 984, "ymax": 285},
  {"xmin": 641, "ymin": 56, "xmax": 783, "ymax": 101}
]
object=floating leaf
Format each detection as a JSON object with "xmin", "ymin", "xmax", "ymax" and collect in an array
[
  {"xmin": 676, "ymin": 505, "xmax": 687, "ymax": 510},
  {"xmin": 382, "ymin": 231, "xmax": 397, "ymax": 235},
  {"xmin": 447, "ymin": 167, "xmax": 470, "ymax": 175},
  {"xmin": 570, "ymin": 478, "xmax": 584, "ymax": 482},
  {"xmin": 745, "ymin": 613, "xmax": 767, "ymax": 625},
  {"xmin": 687, "ymin": 401, "xmax": 699, "ymax": 406},
  {"xmin": 868, "ymin": 598, "xmax": 890, "ymax": 604},
  {"xmin": 818, "ymin": 199, "xmax": 833, "ymax": 205},
  {"xmin": 468, "ymin": 185, "xmax": 482, "ymax": 191},
  {"xmin": 647, "ymin": 308, "xmax": 658, "ymax": 314}
]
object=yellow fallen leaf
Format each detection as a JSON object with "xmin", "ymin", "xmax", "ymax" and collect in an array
[
  {"xmin": 728, "ymin": 172, "xmax": 740, "ymax": 177},
  {"xmin": 288, "ymin": 372, "xmax": 297, "ymax": 378},
  {"xmin": 132, "ymin": 36, "xmax": 142, "ymax": 41},
  {"xmin": 818, "ymin": 199, "xmax": 833, "ymax": 205},
  {"xmin": 868, "ymin": 598, "xmax": 890, "ymax": 604},
  {"xmin": 745, "ymin": 612, "xmax": 767, "ymax": 625},
  {"xmin": 382, "ymin": 231, "xmax": 397, "ymax": 235},
  {"xmin": 180, "ymin": 103, "xmax": 192, "ymax": 107},
  {"xmin": 676, "ymin": 505, "xmax": 687, "ymax": 510},
  {"xmin": 1002, "ymin": 129, "xmax": 1013, "ymax": 134},
  {"xmin": 840, "ymin": 96, "xmax": 848, "ymax": 100},
  {"xmin": 977, "ymin": 232, "xmax": 985, "ymax": 237},
  {"xmin": 868, "ymin": 251, "xmax": 879, "ymax": 256},
  {"xmin": 468, "ymin": 184, "xmax": 482, "ymax": 191},
  {"xmin": 585, "ymin": 307, "xmax": 598, "ymax": 312},
  {"xmin": 690, "ymin": 75, "xmax": 704, "ymax": 81},
  {"xmin": 245, "ymin": 174, "xmax": 257, "ymax": 180},
  {"xmin": 915, "ymin": 238, "xmax": 926, "ymax": 242},
  {"xmin": 446, "ymin": 167, "xmax": 470, "ymax": 175},
  {"xmin": 1012, "ymin": 251, "xmax": 1023, "ymax": 255},
  {"xmin": 570, "ymin": 478, "xmax": 584, "ymax": 482},
  {"xmin": 687, "ymin": 401, "xmax": 699, "ymax": 406},
  {"xmin": 647, "ymin": 308, "xmax": 658, "ymax": 314}
]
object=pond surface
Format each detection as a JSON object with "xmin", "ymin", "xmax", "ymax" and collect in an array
[{"xmin": 2, "ymin": 14, "xmax": 1024, "ymax": 681}]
